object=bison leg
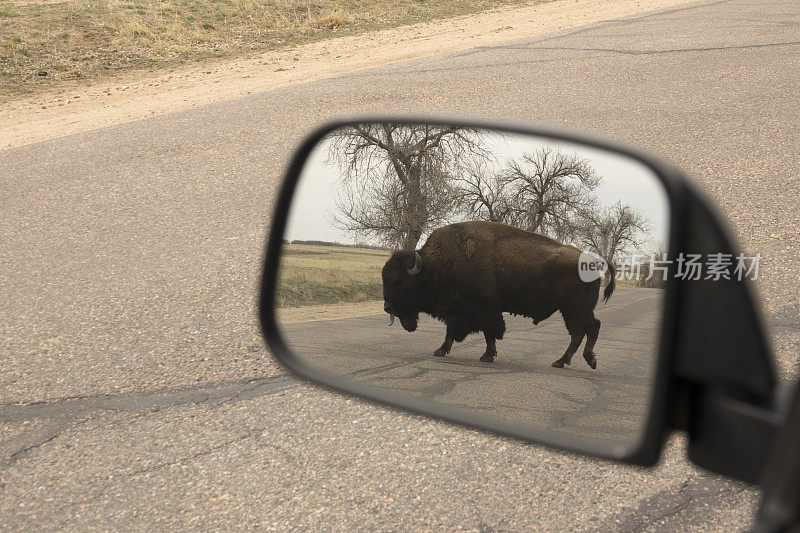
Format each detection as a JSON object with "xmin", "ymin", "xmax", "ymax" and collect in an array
[
  {"xmin": 480, "ymin": 331, "xmax": 497, "ymax": 362},
  {"xmin": 433, "ymin": 328, "xmax": 454, "ymax": 357},
  {"xmin": 478, "ymin": 311, "xmax": 504, "ymax": 362},
  {"xmin": 551, "ymin": 314, "xmax": 585, "ymax": 368},
  {"xmin": 580, "ymin": 316, "xmax": 601, "ymax": 370}
]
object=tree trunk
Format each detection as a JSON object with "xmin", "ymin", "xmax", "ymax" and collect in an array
[
  {"xmin": 402, "ymin": 229, "xmax": 421, "ymax": 251},
  {"xmin": 402, "ymin": 162, "xmax": 427, "ymax": 250}
]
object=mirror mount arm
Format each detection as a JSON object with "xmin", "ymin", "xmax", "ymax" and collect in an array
[
  {"xmin": 754, "ymin": 383, "xmax": 800, "ymax": 532},
  {"xmin": 666, "ymin": 188, "xmax": 784, "ymax": 484},
  {"xmin": 668, "ymin": 379, "xmax": 787, "ymax": 484}
]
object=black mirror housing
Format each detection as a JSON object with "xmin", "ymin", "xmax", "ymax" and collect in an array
[
  {"xmin": 259, "ymin": 116, "xmax": 786, "ymax": 484},
  {"xmin": 668, "ymin": 190, "xmax": 780, "ymax": 482}
]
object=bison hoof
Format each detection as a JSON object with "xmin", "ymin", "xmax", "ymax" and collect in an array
[
  {"xmin": 551, "ymin": 359, "xmax": 565, "ymax": 368},
  {"xmin": 585, "ymin": 355, "xmax": 597, "ymax": 370},
  {"xmin": 479, "ymin": 353, "xmax": 495, "ymax": 363},
  {"xmin": 433, "ymin": 348, "xmax": 447, "ymax": 357}
]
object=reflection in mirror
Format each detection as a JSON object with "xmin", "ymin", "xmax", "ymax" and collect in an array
[{"xmin": 276, "ymin": 123, "xmax": 670, "ymax": 452}]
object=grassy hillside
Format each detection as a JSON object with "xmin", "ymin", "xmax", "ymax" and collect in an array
[{"xmin": 1, "ymin": 0, "xmax": 534, "ymax": 99}]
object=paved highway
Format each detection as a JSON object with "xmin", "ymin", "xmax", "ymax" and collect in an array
[
  {"xmin": 2, "ymin": 0, "xmax": 798, "ymax": 529},
  {"xmin": 281, "ymin": 288, "xmax": 662, "ymax": 450}
]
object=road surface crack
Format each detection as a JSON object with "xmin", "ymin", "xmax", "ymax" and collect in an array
[
  {"xmin": 124, "ymin": 431, "xmax": 258, "ymax": 478},
  {"xmin": 4, "ymin": 430, "xmax": 60, "ymax": 466},
  {"xmin": 518, "ymin": 40, "xmax": 800, "ymax": 57},
  {"xmin": 631, "ymin": 478, "xmax": 694, "ymax": 532}
]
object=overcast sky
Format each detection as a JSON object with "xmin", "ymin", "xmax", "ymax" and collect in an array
[{"xmin": 284, "ymin": 128, "xmax": 670, "ymax": 250}]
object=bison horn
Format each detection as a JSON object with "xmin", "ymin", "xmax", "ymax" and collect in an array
[
  {"xmin": 388, "ymin": 313, "xmax": 395, "ymax": 326},
  {"xmin": 407, "ymin": 251, "xmax": 423, "ymax": 276}
]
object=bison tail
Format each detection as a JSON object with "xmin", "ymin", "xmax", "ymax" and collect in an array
[{"xmin": 602, "ymin": 262, "xmax": 616, "ymax": 303}]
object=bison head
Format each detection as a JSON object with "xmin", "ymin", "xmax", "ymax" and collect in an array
[{"xmin": 381, "ymin": 250, "xmax": 426, "ymax": 332}]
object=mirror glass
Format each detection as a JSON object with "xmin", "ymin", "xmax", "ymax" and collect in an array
[{"xmin": 274, "ymin": 123, "xmax": 670, "ymax": 453}]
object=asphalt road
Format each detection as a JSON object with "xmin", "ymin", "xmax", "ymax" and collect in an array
[
  {"xmin": 281, "ymin": 288, "xmax": 662, "ymax": 451},
  {"xmin": 2, "ymin": 0, "xmax": 799, "ymax": 530}
]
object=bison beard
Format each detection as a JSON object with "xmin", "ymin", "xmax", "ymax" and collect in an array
[
  {"xmin": 398, "ymin": 314, "xmax": 418, "ymax": 332},
  {"xmin": 381, "ymin": 221, "xmax": 613, "ymax": 369}
]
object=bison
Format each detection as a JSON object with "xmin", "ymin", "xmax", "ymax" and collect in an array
[{"xmin": 381, "ymin": 221, "xmax": 614, "ymax": 369}]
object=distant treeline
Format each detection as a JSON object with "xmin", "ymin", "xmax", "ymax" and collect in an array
[{"xmin": 285, "ymin": 239, "xmax": 389, "ymax": 251}]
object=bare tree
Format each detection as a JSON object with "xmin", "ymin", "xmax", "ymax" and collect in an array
[
  {"xmin": 501, "ymin": 148, "xmax": 601, "ymax": 240},
  {"xmin": 451, "ymin": 148, "xmax": 600, "ymax": 240},
  {"xmin": 578, "ymin": 201, "xmax": 651, "ymax": 264},
  {"xmin": 637, "ymin": 241, "xmax": 669, "ymax": 288},
  {"xmin": 328, "ymin": 123, "xmax": 486, "ymax": 250},
  {"xmin": 452, "ymin": 156, "xmax": 517, "ymax": 224}
]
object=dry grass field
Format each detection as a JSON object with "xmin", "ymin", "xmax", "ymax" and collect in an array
[
  {"xmin": 0, "ymin": 0, "xmax": 533, "ymax": 99},
  {"xmin": 276, "ymin": 243, "xmax": 390, "ymax": 308}
]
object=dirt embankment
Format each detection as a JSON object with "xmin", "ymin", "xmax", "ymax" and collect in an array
[{"xmin": 0, "ymin": 0, "xmax": 696, "ymax": 150}]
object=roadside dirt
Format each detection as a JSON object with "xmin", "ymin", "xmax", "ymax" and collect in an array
[
  {"xmin": 0, "ymin": 0, "xmax": 695, "ymax": 150},
  {"xmin": 277, "ymin": 300, "xmax": 384, "ymax": 324}
]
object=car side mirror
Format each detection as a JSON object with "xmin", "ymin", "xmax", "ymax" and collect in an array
[{"xmin": 258, "ymin": 117, "xmax": 785, "ymax": 485}]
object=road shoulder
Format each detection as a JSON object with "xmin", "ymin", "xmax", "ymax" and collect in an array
[
  {"xmin": 0, "ymin": 0, "xmax": 696, "ymax": 150},
  {"xmin": 277, "ymin": 301, "xmax": 384, "ymax": 325}
]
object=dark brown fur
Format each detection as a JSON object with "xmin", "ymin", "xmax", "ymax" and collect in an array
[{"xmin": 381, "ymin": 221, "xmax": 613, "ymax": 368}]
